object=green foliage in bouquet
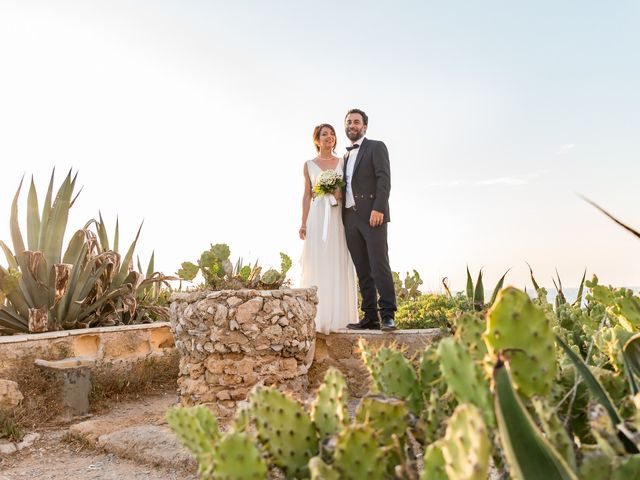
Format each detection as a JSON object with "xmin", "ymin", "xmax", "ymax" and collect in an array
[
  {"xmin": 177, "ymin": 243, "xmax": 291, "ymax": 290},
  {"xmin": 0, "ymin": 170, "xmax": 171, "ymax": 334}
]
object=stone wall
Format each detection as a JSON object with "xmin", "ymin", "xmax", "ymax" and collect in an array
[
  {"xmin": 170, "ymin": 287, "xmax": 318, "ymax": 417},
  {"xmin": 309, "ymin": 328, "xmax": 445, "ymax": 397}
]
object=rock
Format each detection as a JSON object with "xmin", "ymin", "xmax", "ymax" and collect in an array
[
  {"xmin": 97, "ymin": 425, "xmax": 196, "ymax": 470},
  {"xmin": 0, "ymin": 440, "xmax": 17, "ymax": 455},
  {"xmin": 17, "ymin": 432, "xmax": 40, "ymax": 449},
  {"xmin": 234, "ymin": 298, "xmax": 264, "ymax": 324},
  {"xmin": 227, "ymin": 296, "xmax": 242, "ymax": 307},
  {"xmin": 229, "ymin": 319, "xmax": 239, "ymax": 331},
  {"xmin": 0, "ymin": 379, "xmax": 23, "ymax": 409}
]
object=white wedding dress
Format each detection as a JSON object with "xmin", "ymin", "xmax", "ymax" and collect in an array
[{"xmin": 300, "ymin": 158, "xmax": 359, "ymax": 334}]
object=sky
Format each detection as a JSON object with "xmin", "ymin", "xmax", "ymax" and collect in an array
[{"xmin": 0, "ymin": 0, "xmax": 639, "ymax": 293}]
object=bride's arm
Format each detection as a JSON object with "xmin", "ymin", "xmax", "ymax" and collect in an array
[{"xmin": 300, "ymin": 163, "xmax": 312, "ymax": 240}]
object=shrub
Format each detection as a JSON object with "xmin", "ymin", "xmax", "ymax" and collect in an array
[{"xmin": 395, "ymin": 292, "xmax": 471, "ymax": 330}]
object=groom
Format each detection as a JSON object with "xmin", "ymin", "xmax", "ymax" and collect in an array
[{"xmin": 342, "ymin": 108, "xmax": 397, "ymax": 331}]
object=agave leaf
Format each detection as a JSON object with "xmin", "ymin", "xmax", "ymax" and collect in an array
[
  {"xmin": 0, "ymin": 241, "xmax": 18, "ymax": 270},
  {"xmin": 474, "ymin": 268, "xmax": 484, "ymax": 310},
  {"xmin": 114, "ymin": 217, "xmax": 119, "ymax": 254},
  {"xmin": 622, "ymin": 349, "xmax": 639, "ymax": 396},
  {"xmin": 557, "ymin": 336, "xmax": 637, "ymax": 453},
  {"xmin": 0, "ymin": 266, "xmax": 30, "ymax": 319},
  {"xmin": 145, "ymin": 251, "xmax": 155, "ymax": 279},
  {"xmin": 494, "ymin": 358, "xmax": 578, "ymax": 480},
  {"xmin": 489, "ymin": 268, "xmax": 510, "ymax": 307},
  {"xmin": 63, "ymin": 253, "xmax": 115, "ymax": 321},
  {"xmin": 556, "ymin": 335, "xmax": 621, "ymax": 426},
  {"xmin": 113, "ymin": 222, "xmax": 142, "ymax": 287},
  {"xmin": 580, "ymin": 195, "xmax": 640, "ymax": 240},
  {"xmin": 442, "ymin": 277, "xmax": 453, "ymax": 299},
  {"xmin": 624, "ymin": 334, "xmax": 640, "ymax": 379},
  {"xmin": 0, "ymin": 306, "xmax": 28, "ymax": 333},
  {"xmin": 526, "ymin": 262, "xmax": 541, "ymax": 291},
  {"xmin": 42, "ymin": 170, "xmax": 74, "ymax": 265},
  {"xmin": 62, "ymin": 230, "xmax": 87, "ymax": 264},
  {"xmin": 37, "ymin": 169, "xmax": 55, "ymax": 252},
  {"xmin": 77, "ymin": 284, "xmax": 133, "ymax": 323},
  {"xmin": 57, "ymin": 241, "xmax": 89, "ymax": 322},
  {"xmin": 96, "ymin": 212, "xmax": 110, "ymax": 251},
  {"xmin": 573, "ymin": 269, "xmax": 587, "ymax": 307},
  {"xmin": 26, "ymin": 177, "xmax": 41, "ymax": 251},
  {"xmin": 10, "ymin": 176, "xmax": 26, "ymax": 256},
  {"xmin": 15, "ymin": 251, "xmax": 48, "ymax": 307},
  {"xmin": 466, "ymin": 266, "xmax": 474, "ymax": 302}
]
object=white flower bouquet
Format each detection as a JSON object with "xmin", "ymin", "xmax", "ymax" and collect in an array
[{"xmin": 313, "ymin": 170, "xmax": 346, "ymax": 206}]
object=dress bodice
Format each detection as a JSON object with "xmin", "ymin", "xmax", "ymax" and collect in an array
[{"xmin": 306, "ymin": 157, "xmax": 344, "ymax": 187}]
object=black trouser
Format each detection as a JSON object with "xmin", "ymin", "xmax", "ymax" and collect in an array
[{"xmin": 343, "ymin": 208, "xmax": 397, "ymax": 320}]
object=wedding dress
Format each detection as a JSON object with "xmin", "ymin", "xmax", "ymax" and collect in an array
[{"xmin": 300, "ymin": 157, "xmax": 359, "ymax": 334}]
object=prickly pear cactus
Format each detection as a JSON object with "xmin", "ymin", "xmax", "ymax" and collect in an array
[
  {"xmin": 421, "ymin": 387, "xmax": 449, "ymax": 444},
  {"xmin": 484, "ymin": 287, "xmax": 557, "ymax": 397},
  {"xmin": 230, "ymin": 403, "xmax": 250, "ymax": 434},
  {"xmin": 309, "ymin": 456, "xmax": 340, "ymax": 480},
  {"xmin": 355, "ymin": 396, "xmax": 408, "ymax": 446},
  {"xmin": 376, "ymin": 347, "xmax": 422, "ymax": 414},
  {"xmin": 334, "ymin": 424, "xmax": 385, "ymax": 480},
  {"xmin": 441, "ymin": 403, "xmax": 491, "ymax": 480},
  {"xmin": 579, "ymin": 451, "xmax": 613, "ymax": 480},
  {"xmin": 454, "ymin": 312, "xmax": 487, "ymax": 360},
  {"xmin": 166, "ymin": 406, "xmax": 219, "ymax": 458},
  {"xmin": 205, "ymin": 432, "xmax": 268, "ymax": 480},
  {"xmin": 613, "ymin": 455, "xmax": 640, "ymax": 479},
  {"xmin": 419, "ymin": 345, "xmax": 440, "ymax": 391},
  {"xmin": 310, "ymin": 367, "xmax": 349, "ymax": 438},
  {"xmin": 421, "ymin": 441, "xmax": 447, "ymax": 480},
  {"xmin": 249, "ymin": 387, "xmax": 318, "ymax": 477},
  {"xmin": 437, "ymin": 338, "xmax": 494, "ymax": 426},
  {"xmin": 260, "ymin": 268, "xmax": 280, "ymax": 285},
  {"xmin": 532, "ymin": 397, "xmax": 577, "ymax": 471}
]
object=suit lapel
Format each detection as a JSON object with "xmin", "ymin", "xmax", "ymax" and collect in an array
[{"xmin": 352, "ymin": 138, "xmax": 369, "ymax": 176}]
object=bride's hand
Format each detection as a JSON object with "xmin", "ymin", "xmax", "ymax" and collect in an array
[
  {"xmin": 299, "ymin": 226, "xmax": 306, "ymax": 240},
  {"xmin": 333, "ymin": 190, "xmax": 342, "ymax": 201}
]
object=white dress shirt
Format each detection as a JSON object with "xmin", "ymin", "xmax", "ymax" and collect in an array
[{"xmin": 345, "ymin": 137, "xmax": 365, "ymax": 208}]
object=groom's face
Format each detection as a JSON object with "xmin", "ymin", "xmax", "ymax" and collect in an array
[{"xmin": 345, "ymin": 113, "xmax": 367, "ymax": 142}]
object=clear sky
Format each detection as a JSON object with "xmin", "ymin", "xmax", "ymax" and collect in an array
[{"xmin": 1, "ymin": 0, "xmax": 639, "ymax": 292}]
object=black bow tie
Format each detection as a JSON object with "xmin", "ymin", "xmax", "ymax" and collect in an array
[{"xmin": 346, "ymin": 144, "xmax": 360, "ymax": 152}]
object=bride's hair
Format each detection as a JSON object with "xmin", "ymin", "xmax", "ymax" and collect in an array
[{"xmin": 312, "ymin": 124, "xmax": 337, "ymax": 152}]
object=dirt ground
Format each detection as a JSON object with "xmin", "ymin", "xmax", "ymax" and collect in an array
[{"xmin": 0, "ymin": 395, "xmax": 196, "ymax": 480}]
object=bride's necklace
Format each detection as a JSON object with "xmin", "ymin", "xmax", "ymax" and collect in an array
[{"xmin": 316, "ymin": 155, "xmax": 334, "ymax": 161}]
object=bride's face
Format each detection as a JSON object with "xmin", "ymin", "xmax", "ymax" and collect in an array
[{"xmin": 318, "ymin": 127, "xmax": 336, "ymax": 150}]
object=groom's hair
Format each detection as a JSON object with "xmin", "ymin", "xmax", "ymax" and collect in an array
[{"xmin": 345, "ymin": 108, "xmax": 368, "ymax": 126}]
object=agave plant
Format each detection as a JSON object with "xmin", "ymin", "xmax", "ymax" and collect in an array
[
  {"xmin": 0, "ymin": 170, "xmax": 170, "ymax": 334},
  {"xmin": 465, "ymin": 266, "xmax": 510, "ymax": 311}
]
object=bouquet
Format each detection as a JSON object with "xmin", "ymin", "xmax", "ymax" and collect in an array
[{"xmin": 313, "ymin": 170, "xmax": 346, "ymax": 206}]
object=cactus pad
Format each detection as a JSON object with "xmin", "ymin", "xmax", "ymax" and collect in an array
[
  {"xmin": 437, "ymin": 338, "xmax": 494, "ymax": 426},
  {"xmin": 454, "ymin": 312, "xmax": 487, "ymax": 360},
  {"xmin": 334, "ymin": 424, "xmax": 385, "ymax": 480},
  {"xmin": 310, "ymin": 367, "xmax": 349, "ymax": 438},
  {"xmin": 485, "ymin": 287, "xmax": 557, "ymax": 397},
  {"xmin": 355, "ymin": 395, "xmax": 408, "ymax": 446},
  {"xmin": 166, "ymin": 406, "xmax": 219, "ymax": 458},
  {"xmin": 421, "ymin": 441, "xmax": 447, "ymax": 480},
  {"xmin": 441, "ymin": 403, "xmax": 491, "ymax": 480},
  {"xmin": 249, "ymin": 387, "xmax": 318, "ymax": 477},
  {"xmin": 309, "ymin": 456, "xmax": 340, "ymax": 480},
  {"xmin": 206, "ymin": 432, "xmax": 268, "ymax": 480}
]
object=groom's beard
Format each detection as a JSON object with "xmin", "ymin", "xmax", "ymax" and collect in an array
[{"xmin": 346, "ymin": 130, "xmax": 364, "ymax": 142}]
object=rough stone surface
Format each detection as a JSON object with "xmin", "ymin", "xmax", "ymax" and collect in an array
[
  {"xmin": 0, "ymin": 432, "xmax": 41, "ymax": 455},
  {"xmin": 309, "ymin": 328, "xmax": 445, "ymax": 397},
  {"xmin": 170, "ymin": 287, "xmax": 318, "ymax": 416},
  {"xmin": 0, "ymin": 378, "xmax": 23, "ymax": 409},
  {"xmin": 97, "ymin": 425, "xmax": 196, "ymax": 470}
]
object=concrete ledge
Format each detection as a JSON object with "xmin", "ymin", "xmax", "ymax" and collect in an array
[
  {"xmin": 310, "ymin": 328, "xmax": 445, "ymax": 397},
  {"xmin": 0, "ymin": 323, "xmax": 175, "ymax": 377}
]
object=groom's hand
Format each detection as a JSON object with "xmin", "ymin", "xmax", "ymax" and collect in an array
[{"xmin": 370, "ymin": 210, "xmax": 384, "ymax": 227}]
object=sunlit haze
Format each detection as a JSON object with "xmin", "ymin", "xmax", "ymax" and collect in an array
[{"xmin": 1, "ymin": 1, "xmax": 639, "ymax": 293}]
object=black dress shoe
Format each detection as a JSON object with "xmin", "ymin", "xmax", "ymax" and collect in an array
[
  {"xmin": 346, "ymin": 317, "xmax": 380, "ymax": 330},
  {"xmin": 380, "ymin": 317, "xmax": 397, "ymax": 331}
]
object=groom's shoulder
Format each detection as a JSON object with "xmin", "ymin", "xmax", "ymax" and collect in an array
[{"xmin": 363, "ymin": 138, "xmax": 387, "ymax": 148}]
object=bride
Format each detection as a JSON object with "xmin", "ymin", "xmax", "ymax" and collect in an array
[{"xmin": 299, "ymin": 123, "xmax": 359, "ymax": 333}]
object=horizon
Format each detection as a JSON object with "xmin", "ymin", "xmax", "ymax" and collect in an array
[{"xmin": 1, "ymin": 1, "xmax": 639, "ymax": 292}]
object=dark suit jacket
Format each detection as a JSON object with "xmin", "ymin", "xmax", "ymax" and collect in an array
[{"xmin": 343, "ymin": 138, "xmax": 391, "ymax": 223}]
